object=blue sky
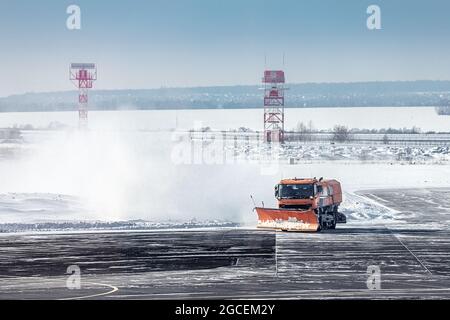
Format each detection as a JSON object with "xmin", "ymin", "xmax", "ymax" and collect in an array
[{"xmin": 1, "ymin": 0, "xmax": 450, "ymax": 96}]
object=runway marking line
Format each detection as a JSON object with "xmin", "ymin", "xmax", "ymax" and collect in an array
[
  {"xmin": 355, "ymin": 192, "xmax": 401, "ymax": 214},
  {"xmin": 368, "ymin": 194, "xmax": 389, "ymax": 203},
  {"xmin": 358, "ymin": 191, "xmax": 433, "ymax": 276},
  {"xmin": 384, "ymin": 226, "xmax": 433, "ymax": 276},
  {"xmin": 59, "ymin": 282, "xmax": 119, "ymax": 300},
  {"xmin": 108, "ymin": 286, "xmax": 450, "ymax": 299}
]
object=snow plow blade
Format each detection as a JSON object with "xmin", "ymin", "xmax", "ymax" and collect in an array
[{"xmin": 255, "ymin": 207, "xmax": 320, "ymax": 232}]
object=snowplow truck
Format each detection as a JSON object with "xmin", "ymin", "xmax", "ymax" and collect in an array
[{"xmin": 255, "ymin": 178, "xmax": 346, "ymax": 232}]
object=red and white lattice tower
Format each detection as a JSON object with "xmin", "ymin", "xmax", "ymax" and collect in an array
[
  {"xmin": 263, "ymin": 70, "xmax": 285, "ymax": 143},
  {"xmin": 69, "ymin": 63, "xmax": 97, "ymax": 128}
]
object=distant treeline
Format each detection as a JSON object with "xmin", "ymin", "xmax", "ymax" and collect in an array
[
  {"xmin": 294, "ymin": 121, "xmax": 425, "ymax": 134},
  {"xmin": 2, "ymin": 80, "xmax": 450, "ymax": 112},
  {"xmin": 0, "ymin": 128, "xmax": 22, "ymax": 140}
]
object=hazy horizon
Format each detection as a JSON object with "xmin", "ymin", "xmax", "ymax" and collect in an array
[
  {"xmin": 2, "ymin": 0, "xmax": 450, "ymax": 97},
  {"xmin": 3, "ymin": 79, "xmax": 450, "ymax": 99}
]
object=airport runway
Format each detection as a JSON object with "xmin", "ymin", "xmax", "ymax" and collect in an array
[{"xmin": 1, "ymin": 188, "xmax": 450, "ymax": 299}]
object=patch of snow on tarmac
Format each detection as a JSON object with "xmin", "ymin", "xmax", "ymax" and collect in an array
[
  {"xmin": 0, "ymin": 193, "xmax": 87, "ymax": 223},
  {"xmin": 340, "ymin": 192, "xmax": 401, "ymax": 224},
  {"xmin": 0, "ymin": 193, "xmax": 239, "ymax": 233}
]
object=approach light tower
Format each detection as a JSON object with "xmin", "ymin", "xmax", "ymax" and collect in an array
[
  {"xmin": 263, "ymin": 70, "xmax": 285, "ymax": 143},
  {"xmin": 69, "ymin": 63, "xmax": 97, "ymax": 128}
]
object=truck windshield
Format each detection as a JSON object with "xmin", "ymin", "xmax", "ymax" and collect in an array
[{"xmin": 279, "ymin": 184, "xmax": 314, "ymax": 199}]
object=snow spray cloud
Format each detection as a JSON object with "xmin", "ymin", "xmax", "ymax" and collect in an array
[
  {"xmin": 0, "ymin": 125, "xmax": 280, "ymax": 224},
  {"xmin": 0, "ymin": 129, "xmax": 139, "ymax": 221},
  {"xmin": 167, "ymin": 121, "xmax": 286, "ymax": 225}
]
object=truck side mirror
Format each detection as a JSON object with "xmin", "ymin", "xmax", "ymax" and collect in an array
[{"xmin": 274, "ymin": 185, "xmax": 279, "ymax": 198}]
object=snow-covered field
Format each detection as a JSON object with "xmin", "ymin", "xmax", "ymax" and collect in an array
[
  {"xmin": 0, "ymin": 106, "xmax": 449, "ymax": 132},
  {"xmin": 231, "ymin": 142, "xmax": 450, "ymax": 164},
  {"xmin": 0, "ymin": 107, "xmax": 449, "ymax": 232}
]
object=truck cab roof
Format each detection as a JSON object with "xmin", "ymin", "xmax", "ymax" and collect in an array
[{"xmin": 279, "ymin": 178, "xmax": 318, "ymax": 185}]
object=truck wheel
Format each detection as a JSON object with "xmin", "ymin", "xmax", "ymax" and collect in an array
[
  {"xmin": 329, "ymin": 213, "xmax": 337, "ymax": 229},
  {"xmin": 317, "ymin": 217, "xmax": 323, "ymax": 232}
]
